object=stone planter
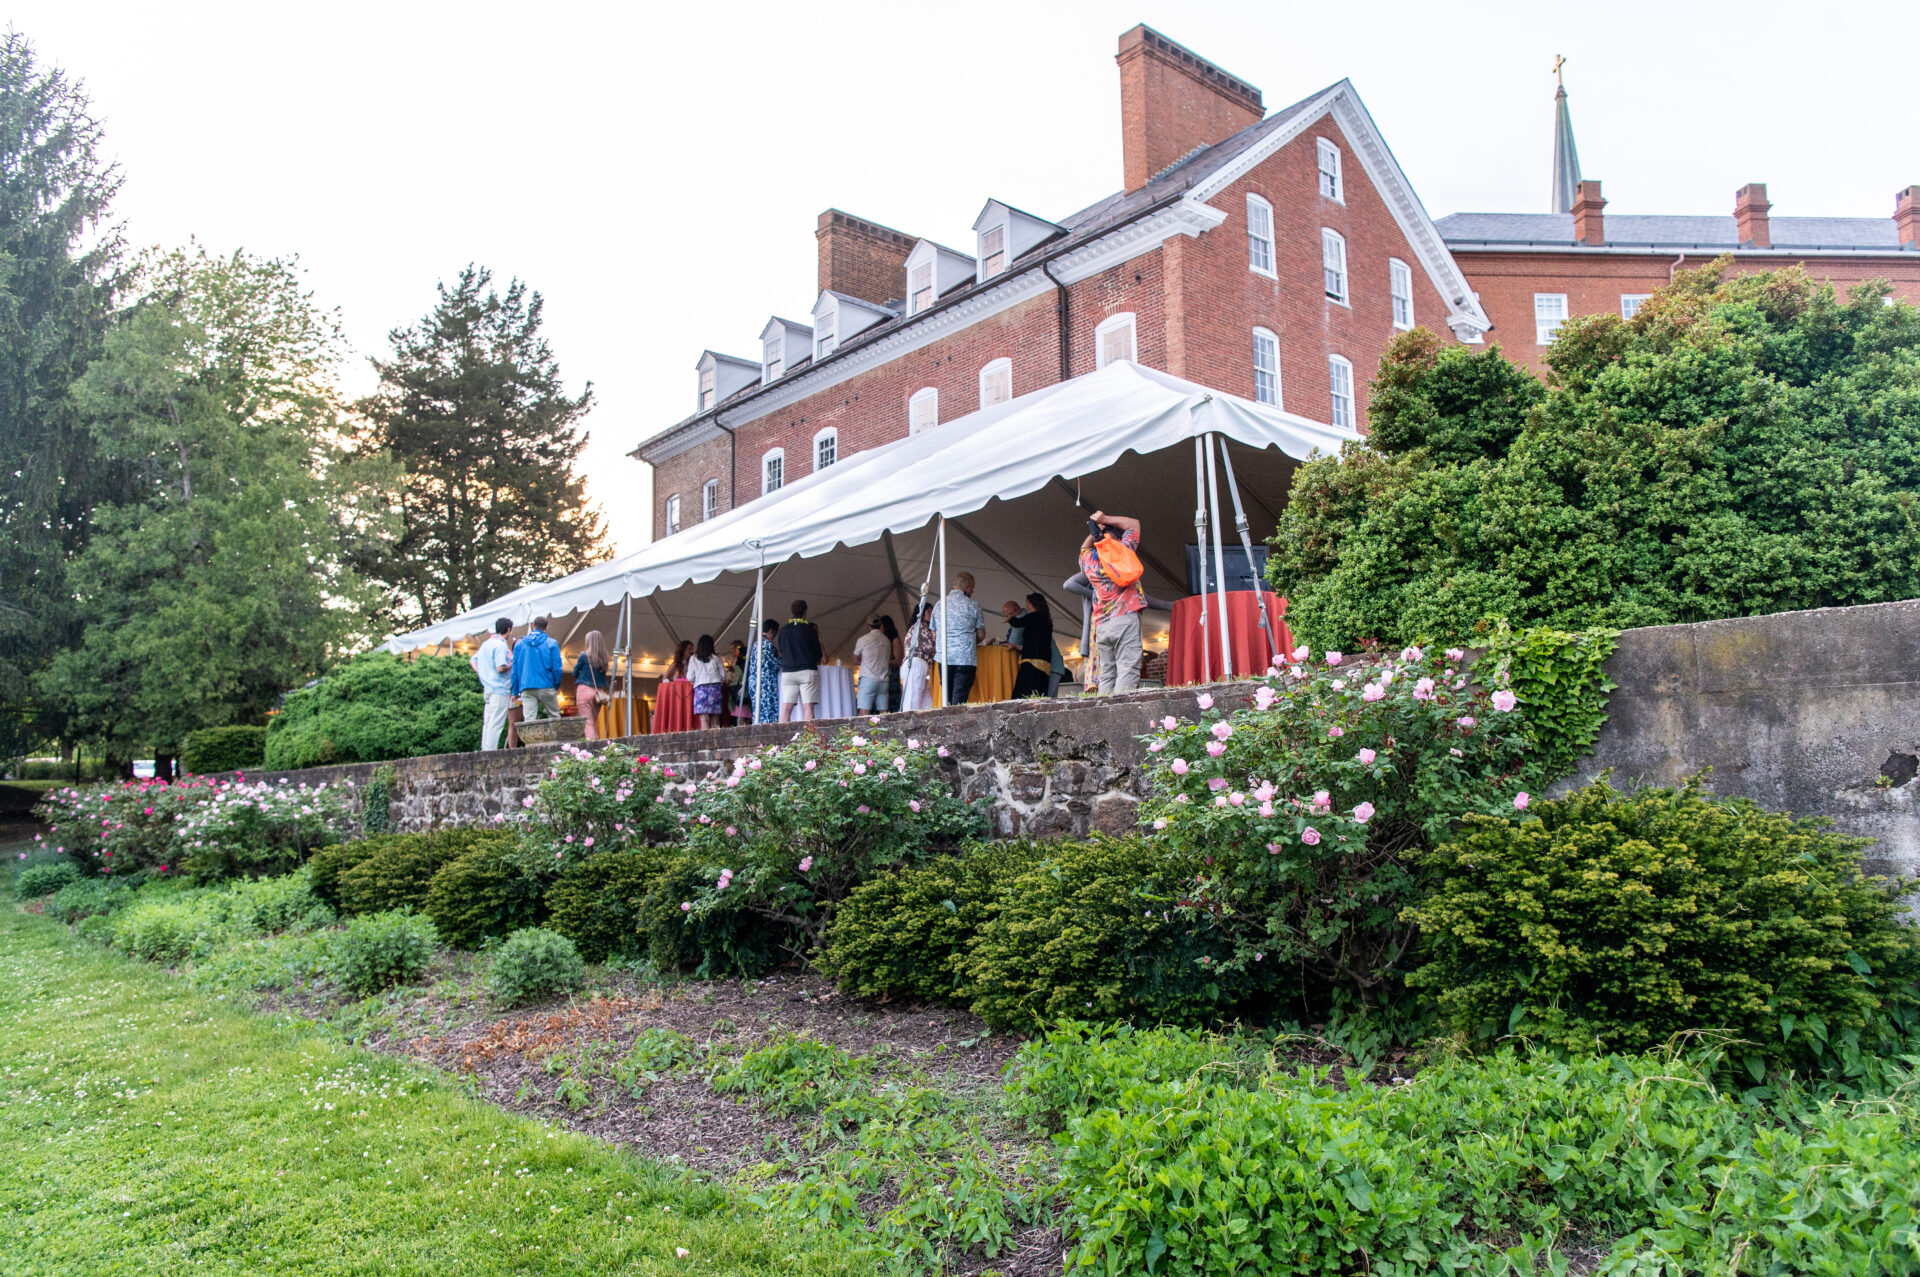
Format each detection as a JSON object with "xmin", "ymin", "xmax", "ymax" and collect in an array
[{"xmin": 517, "ymin": 716, "xmax": 589, "ymax": 746}]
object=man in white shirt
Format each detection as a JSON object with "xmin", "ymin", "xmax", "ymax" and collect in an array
[
  {"xmin": 471, "ymin": 619, "xmax": 515, "ymax": 750},
  {"xmin": 854, "ymin": 618, "xmax": 892, "ymax": 713}
]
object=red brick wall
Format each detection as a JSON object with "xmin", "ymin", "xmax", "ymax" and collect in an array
[
  {"xmin": 816, "ymin": 210, "xmax": 918, "ymax": 307},
  {"xmin": 650, "ymin": 431, "xmax": 734, "ymax": 542},
  {"xmin": 1457, "ymin": 249, "xmax": 1920, "ymax": 374},
  {"xmin": 1116, "ymin": 25, "xmax": 1263, "ymax": 194}
]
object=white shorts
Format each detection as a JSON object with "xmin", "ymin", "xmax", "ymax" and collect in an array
[{"xmin": 779, "ymin": 669, "xmax": 819, "ymax": 706}]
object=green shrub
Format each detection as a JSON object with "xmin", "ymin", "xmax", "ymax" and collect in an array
[
  {"xmin": 485, "ymin": 927, "xmax": 586, "ymax": 1007},
  {"xmin": 544, "ymin": 848, "xmax": 674, "ymax": 964},
  {"xmin": 336, "ymin": 828, "xmax": 515, "ymax": 916},
  {"xmin": 328, "ymin": 909, "xmax": 438, "ymax": 995},
  {"xmin": 1407, "ymin": 779, "xmax": 1920, "ymax": 1077},
  {"xmin": 1004, "ymin": 1020, "xmax": 1265, "ymax": 1129},
  {"xmin": 423, "ymin": 840, "xmax": 546, "ymax": 950},
  {"xmin": 219, "ymin": 868, "xmax": 333, "ymax": 934},
  {"xmin": 110, "ymin": 895, "xmax": 229, "ymax": 965},
  {"xmin": 306, "ymin": 840, "xmax": 379, "ymax": 910},
  {"xmin": 634, "ymin": 853, "xmax": 789, "ymax": 978},
  {"xmin": 17, "ymin": 861, "xmax": 80, "ymax": 898},
  {"xmin": 263, "ymin": 651, "xmax": 482, "ymax": 770},
  {"xmin": 51, "ymin": 877, "xmax": 136, "ymax": 924},
  {"xmin": 820, "ymin": 841, "xmax": 1037, "ymax": 1002},
  {"xmin": 179, "ymin": 726, "xmax": 267, "ymax": 775},
  {"xmin": 361, "ymin": 766, "xmax": 396, "ymax": 836},
  {"xmin": 965, "ymin": 836, "xmax": 1250, "ymax": 1033},
  {"xmin": 73, "ymin": 913, "xmax": 116, "ymax": 945},
  {"xmin": 710, "ymin": 1034, "xmax": 870, "ymax": 1114}
]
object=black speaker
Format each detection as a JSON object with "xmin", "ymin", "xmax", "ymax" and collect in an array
[{"xmin": 1186, "ymin": 543, "xmax": 1270, "ymax": 595}]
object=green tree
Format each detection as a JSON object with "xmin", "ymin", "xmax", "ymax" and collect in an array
[
  {"xmin": 42, "ymin": 246, "xmax": 389, "ymax": 760},
  {"xmin": 0, "ymin": 32, "xmax": 127, "ymax": 759},
  {"xmin": 357, "ymin": 266, "xmax": 606, "ymax": 625},
  {"xmin": 1272, "ymin": 263, "xmax": 1920, "ymax": 648}
]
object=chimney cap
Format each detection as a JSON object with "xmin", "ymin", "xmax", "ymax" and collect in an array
[
  {"xmin": 1116, "ymin": 24, "xmax": 1263, "ymax": 115},
  {"xmin": 1735, "ymin": 182, "xmax": 1771, "ymax": 207}
]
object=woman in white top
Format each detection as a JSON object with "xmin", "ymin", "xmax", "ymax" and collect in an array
[
  {"xmin": 687, "ymin": 634, "xmax": 730, "ymax": 730},
  {"xmin": 901, "ymin": 602, "xmax": 937, "ymax": 712}
]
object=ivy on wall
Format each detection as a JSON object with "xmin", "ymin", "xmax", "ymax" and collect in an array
[{"xmin": 1483, "ymin": 624, "xmax": 1618, "ymax": 785}]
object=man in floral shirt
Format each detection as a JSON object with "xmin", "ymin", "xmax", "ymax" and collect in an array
[{"xmin": 1078, "ymin": 511, "xmax": 1144, "ymax": 694}]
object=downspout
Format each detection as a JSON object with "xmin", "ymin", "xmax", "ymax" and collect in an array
[
  {"xmin": 1668, "ymin": 251, "xmax": 1687, "ymax": 283},
  {"xmin": 1043, "ymin": 260, "xmax": 1071, "ymax": 383},
  {"xmin": 713, "ymin": 416, "xmax": 738, "ymax": 511}
]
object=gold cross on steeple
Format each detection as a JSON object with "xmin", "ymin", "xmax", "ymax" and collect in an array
[{"xmin": 1553, "ymin": 54, "xmax": 1567, "ymax": 87}]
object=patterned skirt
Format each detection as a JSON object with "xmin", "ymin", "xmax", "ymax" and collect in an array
[{"xmin": 692, "ymin": 682, "xmax": 725, "ymax": 716}]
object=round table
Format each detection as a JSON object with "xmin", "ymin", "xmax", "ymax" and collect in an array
[
  {"xmin": 1165, "ymin": 592, "xmax": 1293, "ymax": 685},
  {"xmin": 816, "ymin": 664, "xmax": 856, "ymax": 719},
  {"xmin": 595, "ymin": 695, "xmax": 648, "ymax": 738},
  {"xmin": 650, "ymin": 680, "xmax": 694, "ymax": 734},
  {"xmin": 929, "ymin": 645, "xmax": 1020, "ymax": 706}
]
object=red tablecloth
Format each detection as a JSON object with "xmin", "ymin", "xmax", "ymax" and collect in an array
[
  {"xmin": 650, "ymin": 680, "xmax": 694, "ymax": 734},
  {"xmin": 1166, "ymin": 591, "xmax": 1292, "ymax": 685}
]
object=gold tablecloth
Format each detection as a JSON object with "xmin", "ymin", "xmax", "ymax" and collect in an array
[{"xmin": 930, "ymin": 645, "xmax": 1020, "ymax": 706}]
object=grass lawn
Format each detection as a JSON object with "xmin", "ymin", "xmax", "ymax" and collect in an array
[{"xmin": 0, "ymin": 869, "xmax": 873, "ymax": 1276}]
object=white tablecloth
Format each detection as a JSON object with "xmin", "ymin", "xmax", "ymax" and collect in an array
[{"xmin": 817, "ymin": 664, "xmax": 855, "ymax": 720}]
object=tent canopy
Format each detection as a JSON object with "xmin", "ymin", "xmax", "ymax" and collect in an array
[{"xmin": 381, "ymin": 361, "xmax": 1358, "ymax": 673}]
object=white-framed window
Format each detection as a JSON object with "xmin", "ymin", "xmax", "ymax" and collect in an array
[
  {"xmin": 1316, "ymin": 138, "xmax": 1343, "ymax": 202},
  {"xmin": 1246, "ymin": 194, "xmax": 1276, "ymax": 277},
  {"xmin": 1328, "ymin": 355, "xmax": 1355, "ymax": 429},
  {"xmin": 1094, "ymin": 312, "xmax": 1137, "ymax": 368},
  {"xmin": 1252, "ymin": 328, "xmax": 1281, "ymax": 406},
  {"xmin": 813, "ymin": 428, "xmax": 837, "ymax": 471},
  {"xmin": 701, "ymin": 478, "xmax": 719, "ymax": 521},
  {"xmin": 762, "ymin": 335, "xmax": 784, "ymax": 382},
  {"xmin": 980, "ymin": 224, "xmax": 1007, "ymax": 279},
  {"xmin": 978, "ymin": 357, "xmax": 1012, "ymax": 408},
  {"xmin": 908, "ymin": 387, "xmax": 939, "ymax": 434},
  {"xmin": 761, "ymin": 448, "xmax": 784, "ymax": 495},
  {"xmin": 814, "ymin": 308, "xmax": 837, "ymax": 359},
  {"xmin": 699, "ymin": 365, "xmax": 716, "ymax": 410},
  {"xmin": 1620, "ymin": 293, "xmax": 1651, "ymax": 320},
  {"xmin": 664, "ymin": 494, "xmax": 681, "ymax": 535},
  {"xmin": 1534, "ymin": 293, "xmax": 1569, "ymax": 345},
  {"xmin": 1389, "ymin": 259, "xmax": 1414, "ymax": 330},
  {"xmin": 910, "ymin": 261, "xmax": 934, "ymax": 314},
  {"xmin": 1321, "ymin": 229, "xmax": 1348, "ymax": 304}
]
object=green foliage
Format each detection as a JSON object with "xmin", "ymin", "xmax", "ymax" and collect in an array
[
  {"xmin": 485, "ymin": 927, "xmax": 585, "ymax": 1008},
  {"xmin": 171, "ymin": 778, "xmax": 351, "ymax": 883},
  {"xmin": 1365, "ymin": 328, "xmax": 1546, "ymax": 465},
  {"xmin": 354, "ymin": 264, "xmax": 607, "ymax": 623},
  {"xmin": 306, "ymin": 839, "xmax": 377, "ymax": 910},
  {"xmin": 361, "ymin": 766, "xmax": 396, "ymax": 835},
  {"xmin": 179, "ymin": 726, "xmax": 266, "ymax": 775},
  {"xmin": 1005, "ymin": 1021, "xmax": 1264, "ymax": 1129},
  {"xmin": 50, "ymin": 877, "xmax": 136, "ymax": 924},
  {"xmin": 1144, "ymin": 648, "xmax": 1530, "ymax": 1010},
  {"xmin": 544, "ymin": 847, "xmax": 674, "ymax": 964},
  {"xmin": 712, "ymin": 1034, "xmax": 871, "ymax": 1115},
  {"xmin": 1481, "ymin": 624, "xmax": 1618, "ymax": 784},
  {"xmin": 821, "ymin": 841, "xmax": 1032, "ymax": 1002},
  {"xmin": 1407, "ymin": 779, "xmax": 1920, "ymax": 1078},
  {"xmin": 611, "ymin": 1028, "xmax": 698, "ymax": 1092},
  {"xmin": 334, "ymin": 828, "xmax": 514, "ymax": 916},
  {"xmin": 965, "ymin": 836, "xmax": 1245, "ymax": 1033},
  {"xmin": 328, "ymin": 909, "xmax": 438, "ymax": 995},
  {"xmin": 1274, "ymin": 268, "xmax": 1920, "ymax": 650},
  {"xmin": 634, "ymin": 852, "xmax": 789, "ymax": 979},
  {"xmin": 421, "ymin": 838, "xmax": 546, "ymax": 950},
  {"xmin": 514, "ymin": 742, "xmax": 675, "ymax": 875},
  {"xmin": 102, "ymin": 870, "xmax": 332, "ymax": 966},
  {"xmin": 17, "ymin": 860, "xmax": 80, "ymax": 898},
  {"xmin": 263, "ymin": 652, "xmax": 482, "ymax": 770}
]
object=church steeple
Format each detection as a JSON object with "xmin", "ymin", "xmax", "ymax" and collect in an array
[{"xmin": 1551, "ymin": 55, "xmax": 1581, "ymax": 215}]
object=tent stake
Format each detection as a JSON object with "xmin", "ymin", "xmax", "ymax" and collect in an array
[{"xmin": 1204, "ymin": 433, "xmax": 1234, "ymax": 679}]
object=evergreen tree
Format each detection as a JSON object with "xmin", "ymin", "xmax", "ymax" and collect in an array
[
  {"xmin": 357, "ymin": 266, "xmax": 606, "ymax": 624},
  {"xmin": 0, "ymin": 32, "xmax": 127, "ymax": 759}
]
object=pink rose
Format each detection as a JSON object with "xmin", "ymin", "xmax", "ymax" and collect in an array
[
  {"xmin": 1213, "ymin": 795, "xmax": 1228, "ymax": 807},
  {"xmin": 853, "ymin": 763, "xmax": 867, "ymax": 775},
  {"xmin": 1325, "ymin": 651, "xmax": 1342, "ymax": 666},
  {"xmin": 1254, "ymin": 687, "xmax": 1276, "ymax": 710},
  {"xmin": 725, "ymin": 826, "xmax": 737, "ymax": 837},
  {"xmin": 1361, "ymin": 683, "xmax": 1384, "ymax": 702},
  {"xmin": 857, "ymin": 804, "xmax": 871, "ymax": 814},
  {"xmin": 805, "ymin": 760, "xmax": 817, "ymax": 770},
  {"xmin": 583, "ymin": 837, "xmax": 594, "ymax": 847},
  {"xmin": 1400, "ymin": 645, "xmax": 1423, "ymax": 662},
  {"xmin": 1258, "ymin": 802, "xmax": 1274, "ymax": 818},
  {"xmin": 1206, "ymin": 742, "xmax": 1226, "ymax": 757},
  {"xmin": 909, "ymin": 800, "xmax": 921, "ymax": 812},
  {"xmin": 1445, "ymin": 648, "xmax": 1465, "ymax": 662},
  {"xmin": 1491, "ymin": 690, "xmax": 1518, "ymax": 712},
  {"xmin": 1162, "ymin": 716, "xmax": 1178, "ymax": 730},
  {"xmin": 937, "ymin": 747, "xmax": 949, "ymax": 758},
  {"xmin": 1300, "ymin": 826, "xmax": 1321, "ymax": 846},
  {"xmin": 1327, "ymin": 726, "xmax": 1344, "ymax": 739},
  {"xmin": 1170, "ymin": 759, "xmax": 1190, "ymax": 775},
  {"xmin": 1266, "ymin": 841, "xmax": 1283, "ymax": 855},
  {"xmin": 748, "ymin": 759, "xmax": 762, "ymax": 770},
  {"xmin": 1153, "ymin": 818, "xmax": 1168, "ymax": 831},
  {"xmin": 1457, "ymin": 716, "xmax": 1476, "ymax": 729},
  {"xmin": 1311, "ymin": 790, "xmax": 1331, "ymax": 812},
  {"xmin": 798, "ymin": 856, "xmax": 813, "ymax": 872},
  {"xmin": 1352, "ymin": 801, "xmax": 1375, "ymax": 824},
  {"xmin": 1291, "ymin": 644, "xmax": 1309, "ymax": 661},
  {"xmin": 1357, "ymin": 748, "xmax": 1377, "ymax": 764},
  {"xmin": 1514, "ymin": 792, "xmax": 1531, "ymax": 810},
  {"xmin": 1210, "ymin": 721, "xmax": 1233, "ymax": 742},
  {"xmin": 1197, "ymin": 693, "xmax": 1215, "ymax": 710},
  {"xmin": 1208, "ymin": 777, "xmax": 1229, "ymax": 792},
  {"xmin": 1229, "ymin": 792, "xmax": 1245, "ymax": 806},
  {"xmin": 1148, "ymin": 741, "xmax": 1165, "ymax": 753},
  {"xmin": 681, "ymin": 902, "xmax": 692, "ymax": 911}
]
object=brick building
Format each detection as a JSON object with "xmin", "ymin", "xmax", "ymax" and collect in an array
[{"xmin": 637, "ymin": 26, "xmax": 1920, "ymax": 542}]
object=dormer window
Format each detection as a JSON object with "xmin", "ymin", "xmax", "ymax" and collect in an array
[
  {"xmin": 910, "ymin": 263, "xmax": 934, "ymax": 314},
  {"xmin": 763, "ymin": 334, "xmax": 784, "ymax": 382},
  {"xmin": 904, "ymin": 239, "xmax": 977, "ymax": 317},
  {"xmin": 696, "ymin": 351, "xmax": 760, "ymax": 411},
  {"xmin": 1317, "ymin": 138, "xmax": 1343, "ymax": 203},
  {"xmin": 980, "ymin": 225, "xmax": 1006, "ymax": 279},
  {"xmin": 699, "ymin": 366, "xmax": 716, "ymax": 410},
  {"xmin": 815, "ymin": 307, "xmax": 837, "ymax": 360},
  {"xmin": 759, "ymin": 320, "xmax": 813, "ymax": 385}
]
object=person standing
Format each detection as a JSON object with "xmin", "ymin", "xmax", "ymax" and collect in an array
[
  {"xmin": 878, "ymin": 614, "xmax": 904, "ymax": 712},
  {"xmin": 749, "ymin": 618, "xmax": 782, "ymax": 725},
  {"xmin": 511, "ymin": 615, "xmax": 565, "ymax": 721},
  {"xmin": 728, "ymin": 639, "xmax": 751, "ymax": 724},
  {"xmin": 901, "ymin": 603, "xmax": 936, "ymax": 712},
  {"xmin": 471, "ymin": 618, "xmax": 515, "ymax": 750},
  {"xmin": 1078, "ymin": 511, "xmax": 1146, "ymax": 694},
  {"xmin": 664, "ymin": 639, "xmax": 694, "ymax": 683},
  {"xmin": 776, "ymin": 600, "xmax": 823, "ymax": 722},
  {"xmin": 933, "ymin": 572, "xmax": 984, "ymax": 705},
  {"xmin": 686, "ymin": 634, "xmax": 729, "ymax": 730},
  {"xmin": 573, "ymin": 630, "xmax": 614, "ymax": 739},
  {"xmin": 1012, "ymin": 593, "xmax": 1055, "ymax": 699},
  {"xmin": 854, "ymin": 618, "xmax": 891, "ymax": 714}
]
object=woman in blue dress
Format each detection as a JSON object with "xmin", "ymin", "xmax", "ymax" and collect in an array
[{"xmin": 748, "ymin": 617, "xmax": 782, "ymax": 725}]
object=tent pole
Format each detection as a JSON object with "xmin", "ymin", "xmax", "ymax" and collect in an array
[
  {"xmin": 558, "ymin": 609, "xmax": 589, "ymax": 650},
  {"xmin": 937, "ymin": 516, "xmax": 949, "ymax": 707},
  {"xmin": 609, "ymin": 593, "xmax": 628, "ymax": 739},
  {"xmin": 1204, "ymin": 433, "xmax": 1234, "ymax": 679},
  {"xmin": 1217, "ymin": 440, "xmax": 1277, "ymax": 669},
  {"xmin": 1193, "ymin": 438, "xmax": 1210, "ymax": 685},
  {"xmin": 622, "ymin": 594, "xmax": 634, "ymax": 738}
]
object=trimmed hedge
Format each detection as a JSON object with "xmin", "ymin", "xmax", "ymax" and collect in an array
[
  {"xmin": 423, "ymin": 840, "xmax": 546, "ymax": 950},
  {"xmin": 635, "ymin": 853, "xmax": 789, "ymax": 979},
  {"xmin": 306, "ymin": 840, "xmax": 378, "ymax": 911},
  {"xmin": 263, "ymin": 651, "xmax": 482, "ymax": 770},
  {"xmin": 334, "ymin": 829, "xmax": 515, "ymax": 917},
  {"xmin": 545, "ymin": 849, "xmax": 676, "ymax": 964},
  {"xmin": 17, "ymin": 861, "xmax": 81, "ymax": 898},
  {"xmin": 179, "ymin": 726, "xmax": 267, "ymax": 775}
]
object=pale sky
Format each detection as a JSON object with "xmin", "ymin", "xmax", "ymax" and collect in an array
[{"xmin": 15, "ymin": 0, "xmax": 1913, "ymax": 555}]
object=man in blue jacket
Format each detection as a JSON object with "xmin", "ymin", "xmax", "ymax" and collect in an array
[{"xmin": 511, "ymin": 615, "xmax": 565, "ymax": 722}]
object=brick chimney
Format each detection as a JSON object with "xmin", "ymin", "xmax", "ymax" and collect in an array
[
  {"xmin": 1896, "ymin": 185, "xmax": 1920, "ymax": 248},
  {"xmin": 816, "ymin": 210, "xmax": 917, "ymax": 307},
  {"xmin": 1734, "ymin": 183, "xmax": 1772, "ymax": 249},
  {"xmin": 1116, "ymin": 25, "xmax": 1264, "ymax": 194},
  {"xmin": 1570, "ymin": 179, "xmax": 1606, "ymax": 246}
]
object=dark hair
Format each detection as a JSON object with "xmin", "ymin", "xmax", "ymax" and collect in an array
[
  {"xmin": 869, "ymin": 617, "xmax": 884, "ymax": 630},
  {"xmin": 494, "ymin": 618, "xmax": 512, "ymax": 635},
  {"xmin": 696, "ymin": 634, "xmax": 716, "ymax": 662},
  {"xmin": 879, "ymin": 615, "xmax": 900, "ymax": 641},
  {"xmin": 1025, "ymin": 593, "xmax": 1050, "ymax": 618},
  {"xmin": 762, "ymin": 618, "xmax": 779, "ymax": 637},
  {"xmin": 790, "ymin": 599, "xmax": 808, "ymax": 618},
  {"xmin": 532, "ymin": 616, "xmax": 550, "ymax": 631}
]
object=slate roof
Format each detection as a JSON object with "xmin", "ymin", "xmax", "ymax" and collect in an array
[{"xmin": 1438, "ymin": 212, "xmax": 1908, "ymax": 252}]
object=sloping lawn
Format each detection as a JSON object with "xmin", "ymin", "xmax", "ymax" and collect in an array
[{"xmin": 0, "ymin": 883, "xmax": 870, "ymax": 1276}]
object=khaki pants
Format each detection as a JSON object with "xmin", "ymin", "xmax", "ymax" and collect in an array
[
  {"xmin": 520, "ymin": 687, "xmax": 561, "ymax": 720},
  {"xmin": 481, "ymin": 691, "xmax": 513, "ymax": 751},
  {"xmin": 1095, "ymin": 612, "xmax": 1143, "ymax": 694}
]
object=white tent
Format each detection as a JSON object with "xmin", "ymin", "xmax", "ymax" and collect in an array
[{"xmin": 381, "ymin": 362, "xmax": 1358, "ymax": 705}]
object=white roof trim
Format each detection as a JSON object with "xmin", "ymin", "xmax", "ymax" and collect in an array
[{"xmin": 1185, "ymin": 80, "xmax": 1491, "ymax": 337}]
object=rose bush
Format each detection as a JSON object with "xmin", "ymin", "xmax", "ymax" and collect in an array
[
  {"xmin": 509, "ymin": 742, "xmax": 675, "ymax": 875},
  {"xmin": 35, "ymin": 775, "xmax": 352, "ymax": 882},
  {"xmin": 1141, "ymin": 643, "xmax": 1531, "ymax": 1011}
]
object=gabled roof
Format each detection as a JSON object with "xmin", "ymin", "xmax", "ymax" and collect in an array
[
  {"xmin": 1438, "ymin": 212, "xmax": 1909, "ymax": 252},
  {"xmin": 697, "ymin": 350, "xmax": 760, "ymax": 370},
  {"xmin": 818, "ymin": 289, "xmax": 899, "ymax": 318}
]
